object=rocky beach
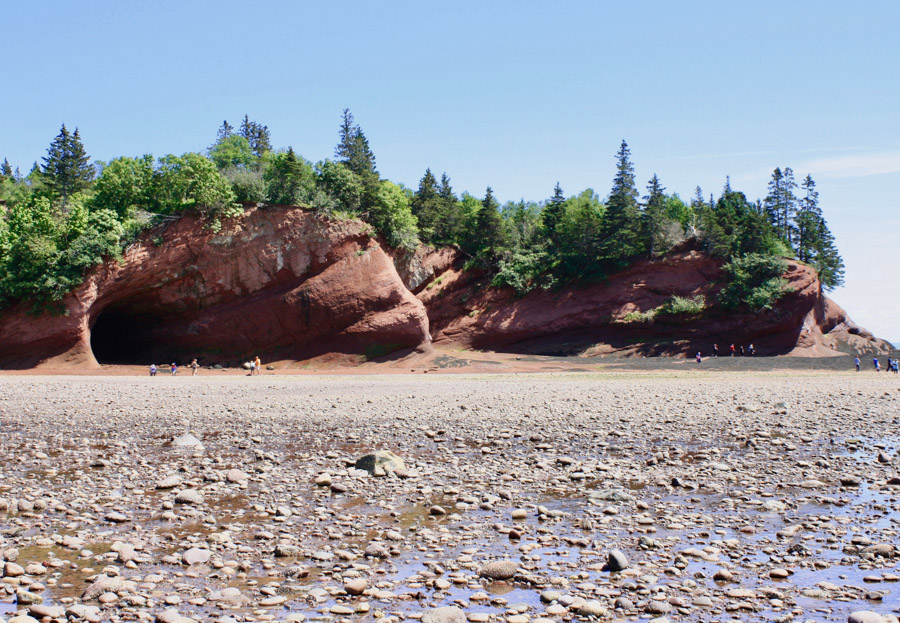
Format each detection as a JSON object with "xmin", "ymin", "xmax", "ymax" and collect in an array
[{"xmin": 1, "ymin": 372, "xmax": 899, "ymax": 623}]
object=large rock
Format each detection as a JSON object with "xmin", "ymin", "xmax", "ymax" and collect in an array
[
  {"xmin": 421, "ymin": 606, "xmax": 466, "ymax": 623},
  {"xmin": 355, "ymin": 451, "xmax": 405, "ymax": 477},
  {"xmin": 0, "ymin": 207, "xmax": 430, "ymax": 369}
]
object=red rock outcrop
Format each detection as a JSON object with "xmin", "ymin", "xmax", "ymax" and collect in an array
[
  {"xmin": 413, "ymin": 245, "xmax": 891, "ymax": 357},
  {"xmin": 0, "ymin": 206, "xmax": 430, "ymax": 369},
  {"xmin": 0, "ymin": 209, "xmax": 890, "ymax": 369}
]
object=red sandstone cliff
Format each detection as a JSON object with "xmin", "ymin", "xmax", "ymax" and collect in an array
[
  {"xmin": 0, "ymin": 206, "xmax": 430, "ymax": 369},
  {"xmin": 0, "ymin": 208, "xmax": 890, "ymax": 369}
]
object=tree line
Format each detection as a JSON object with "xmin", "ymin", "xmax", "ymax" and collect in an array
[{"xmin": 0, "ymin": 112, "xmax": 844, "ymax": 313}]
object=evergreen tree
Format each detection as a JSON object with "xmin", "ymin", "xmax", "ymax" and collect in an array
[
  {"xmin": 474, "ymin": 186, "xmax": 505, "ymax": 266},
  {"xmin": 216, "ymin": 120, "xmax": 234, "ymax": 141},
  {"xmin": 795, "ymin": 174, "xmax": 821, "ymax": 263},
  {"xmin": 1, "ymin": 158, "xmax": 12, "ymax": 179},
  {"xmin": 796, "ymin": 174, "xmax": 844, "ymax": 289},
  {"xmin": 600, "ymin": 140, "xmax": 645, "ymax": 262},
  {"xmin": 436, "ymin": 172, "xmax": 461, "ymax": 243},
  {"xmin": 643, "ymin": 174, "xmax": 667, "ymax": 255},
  {"xmin": 541, "ymin": 182, "xmax": 566, "ymax": 252},
  {"xmin": 411, "ymin": 168, "xmax": 440, "ymax": 242},
  {"xmin": 41, "ymin": 124, "xmax": 94, "ymax": 211},
  {"xmin": 764, "ymin": 167, "xmax": 798, "ymax": 245},
  {"xmin": 237, "ymin": 115, "xmax": 272, "ymax": 158},
  {"xmin": 334, "ymin": 109, "xmax": 377, "ymax": 178}
]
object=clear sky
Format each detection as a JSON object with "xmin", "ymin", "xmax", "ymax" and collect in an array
[{"xmin": 2, "ymin": 1, "xmax": 898, "ymax": 343}]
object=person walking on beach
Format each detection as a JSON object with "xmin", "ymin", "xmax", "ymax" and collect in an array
[
  {"xmin": 150, "ymin": 363, "xmax": 157, "ymax": 377},
  {"xmin": 730, "ymin": 344, "xmax": 736, "ymax": 357},
  {"xmin": 254, "ymin": 355, "xmax": 262, "ymax": 376},
  {"xmin": 171, "ymin": 362, "xmax": 178, "ymax": 376},
  {"xmin": 740, "ymin": 345, "xmax": 745, "ymax": 356},
  {"xmin": 748, "ymin": 344, "xmax": 755, "ymax": 356},
  {"xmin": 855, "ymin": 356, "xmax": 860, "ymax": 372},
  {"xmin": 712, "ymin": 344, "xmax": 718, "ymax": 357},
  {"xmin": 873, "ymin": 357, "xmax": 880, "ymax": 372},
  {"xmin": 190, "ymin": 359, "xmax": 199, "ymax": 376},
  {"xmin": 696, "ymin": 352, "xmax": 702, "ymax": 363}
]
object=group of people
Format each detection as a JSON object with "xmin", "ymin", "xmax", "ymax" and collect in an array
[
  {"xmin": 857, "ymin": 356, "xmax": 899, "ymax": 373},
  {"xmin": 696, "ymin": 343, "xmax": 756, "ymax": 362},
  {"xmin": 149, "ymin": 359, "xmax": 202, "ymax": 376}
]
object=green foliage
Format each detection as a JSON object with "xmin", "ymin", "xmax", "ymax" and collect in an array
[
  {"xmin": 492, "ymin": 247, "xmax": 551, "ymax": 295},
  {"xmin": 316, "ymin": 160, "xmax": 363, "ymax": 214},
  {"xmin": 365, "ymin": 180, "xmax": 419, "ymax": 250},
  {"xmin": 90, "ymin": 155, "xmax": 155, "ymax": 218},
  {"xmin": 208, "ymin": 135, "xmax": 254, "ymax": 170},
  {"xmin": 152, "ymin": 153, "xmax": 238, "ymax": 217},
  {"xmin": 335, "ymin": 109, "xmax": 376, "ymax": 177},
  {"xmin": 471, "ymin": 187, "xmax": 506, "ymax": 267},
  {"xmin": 223, "ymin": 167, "xmax": 266, "ymax": 203},
  {"xmin": 656, "ymin": 294, "xmax": 706, "ymax": 316},
  {"xmin": 698, "ymin": 190, "xmax": 781, "ymax": 258},
  {"xmin": 718, "ymin": 254, "xmax": 793, "ymax": 311},
  {"xmin": 264, "ymin": 148, "xmax": 316, "ymax": 205}
]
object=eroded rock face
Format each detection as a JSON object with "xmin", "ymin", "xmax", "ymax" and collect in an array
[
  {"xmin": 415, "ymin": 244, "xmax": 891, "ymax": 357},
  {"xmin": 0, "ymin": 210, "xmax": 889, "ymax": 369},
  {"xmin": 0, "ymin": 207, "xmax": 430, "ymax": 368}
]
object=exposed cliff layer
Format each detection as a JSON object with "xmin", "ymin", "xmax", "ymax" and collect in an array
[{"xmin": 0, "ymin": 208, "xmax": 890, "ymax": 369}]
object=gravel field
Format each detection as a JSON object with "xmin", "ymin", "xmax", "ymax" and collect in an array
[{"xmin": 1, "ymin": 373, "xmax": 899, "ymax": 623}]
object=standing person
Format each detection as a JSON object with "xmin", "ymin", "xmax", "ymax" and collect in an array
[
  {"xmin": 190, "ymin": 359, "xmax": 199, "ymax": 376},
  {"xmin": 855, "ymin": 356, "xmax": 861, "ymax": 372},
  {"xmin": 696, "ymin": 352, "xmax": 702, "ymax": 363},
  {"xmin": 893, "ymin": 359, "xmax": 899, "ymax": 374},
  {"xmin": 873, "ymin": 357, "xmax": 880, "ymax": 372},
  {"xmin": 171, "ymin": 362, "xmax": 178, "ymax": 376},
  {"xmin": 713, "ymin": 344, "xmax": 719, "ymax": 358},
  {"xmin": 254, "ymin": 355, "xmax": 262, "ymax": 376},
  {"xmin": 739, "ymin": 345, "xmax": 745, "ymax": 357},
  {"xmin": 730, "ymin": 344, "xmax": 736, "ymax": 357},
  {"xmin": 150, "ymin": 363, "xmax": 157, "ymax": 377},
  {"xmin": 748, "ymin": 344, "xmax": 756, "ymax": 356}
]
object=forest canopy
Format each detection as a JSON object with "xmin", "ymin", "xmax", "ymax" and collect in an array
[{"xmin": 0, "ymin": 114, "xmax": 844, "ymax": 313}]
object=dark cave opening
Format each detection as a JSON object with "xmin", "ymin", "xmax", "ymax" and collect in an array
[{"xmin": 90, "ymin": 306, "xmax": 175, "ymax": 365}]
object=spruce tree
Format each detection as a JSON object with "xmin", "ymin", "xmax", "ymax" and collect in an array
[
  {"xmin": 41, "ymin": 124, "xmax": 94, "ymax": 211},
  {"xmin": 237, "ymin": 115, "xmax": 271, "ymax": 158},
  {"xmin": 436, "ymin": 172, "xmax": 460, "ymax": 243},
  {"xmin": 541, "ymin": 182, "xmax": 566, "ymax": 252},
  {"xmin": 600, "ymin": 140, "xmax": 645, "ymax": 261},
  {"xmin": 474, "ymin": 186, "xmax": 505, "ymax": 266},
  {"xmin": 643, "ymin": 174, "xmax": 667, "ymax": 256},
  {"xmin": 411, "ymin": 168, "xmax": 440, "ymax": 242},
  {"xmin": 216, "ymin": 120, "xmax": 233, "ymax": 141},
  {"xmin": 1, "ymin": 158, "xmax": 12, "ymax": 179},
  {"xmin": 335, "ymin": 109, "xmax": 356, "ymax": 161},
  {"xmin": 796, "ymin": 174, "xmax": 844, "ymax": 289},
  {"xmin": 764, "ymin": 167, "xmax": 798, "ymax": 245}
]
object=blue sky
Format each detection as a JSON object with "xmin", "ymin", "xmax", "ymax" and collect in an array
[{"xmin": 2, "ymin": 1, "xmax": 898, "ymax": 342}]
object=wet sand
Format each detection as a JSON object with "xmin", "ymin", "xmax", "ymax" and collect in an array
[{"xmin": 1, "ymin": 373, "xmax": 898, "ymax": 623}]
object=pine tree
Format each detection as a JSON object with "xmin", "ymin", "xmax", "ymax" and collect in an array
[
  {"xmin": 643, "ymin": 174, "xmax": 667, "ymax": 256},
  {"xmin": 41, "ymin": 124, "xmax": 94, "ymax": 210},
  {"xmin": 541, "ymin": 182, "xmax": 566, "ymax": 252},
  {"xmin": 600, "ymin": 140, "xmax": 645, "ymax": 261},
  {"xmin": 764, "ymin": 167, "xmax": 798, "ymax": 245},
  {"xmin": 0, "ymin": 158, "xmax": 12, "ymax": 179}
]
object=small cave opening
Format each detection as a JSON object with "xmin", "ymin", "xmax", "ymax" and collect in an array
[{"xmin": 90, "ymin": 306, "xmax": 176, "ymax": 365}]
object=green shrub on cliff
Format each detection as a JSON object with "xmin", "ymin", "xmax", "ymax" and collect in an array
[{"xmin": 718, "ymin": 254, "xmax": 793, "ymax": 311}]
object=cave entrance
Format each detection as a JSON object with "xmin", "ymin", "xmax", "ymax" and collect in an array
[{"xmin": 90, "ymin": 306, "xmax": 175, "ymax": 365}]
